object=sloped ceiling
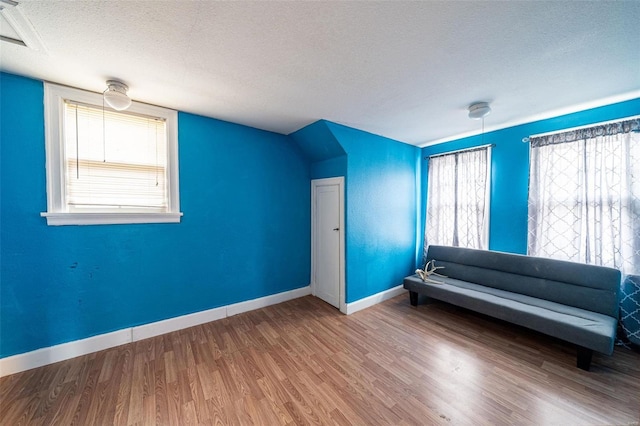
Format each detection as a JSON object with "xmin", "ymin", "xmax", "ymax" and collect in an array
[
  {"xmin": 1, "ymin": 1, "xmax": 639, "ymax": 146},
  {"xmin": 290, "ymin": 120, "xmax": 345, "ymax": 163}
]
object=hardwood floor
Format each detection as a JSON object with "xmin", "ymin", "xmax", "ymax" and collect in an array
[{"xmin": 2, "ymin": 294, "xmax": 639, "ymax": 425}]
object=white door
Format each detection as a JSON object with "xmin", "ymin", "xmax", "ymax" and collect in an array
[{"xmin": 311, "ymin": 177, "xmax": 344, "ymax": 311}]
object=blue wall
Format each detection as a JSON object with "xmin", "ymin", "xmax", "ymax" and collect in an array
[
  {"xmin": 0, "ymin": 73, "xmax": 311, "ymax": 358},
  {"xmin": 290, "ymin": 120, "xmax": 347, "ymax": 180},
  {"xmin": 325, "ymin": 123, "xmax": 420, "ymax": 302},
  {"xmin": 291, "ymin": 120, "xmax": 419, "ymax": 302},
  {"xmin": 310, "ymin": 155, "xmax": 347, "ymax": 180},
  {"xmin": 421, "ymin": 98, "xmax": 640, "ymax": 255}
]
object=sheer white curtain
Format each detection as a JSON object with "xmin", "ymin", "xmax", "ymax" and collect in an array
[
  {"xmin": 528, "ymin": 118, "xmax": 640, "ymax": 275},
  {"xmin": 424, "ymin": 147, "xmax": 491, "ymax": 256}
]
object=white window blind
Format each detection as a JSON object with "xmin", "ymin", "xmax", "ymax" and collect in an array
[{"xmin": 64, "ymin": 102, "xmax": 168, "ymax": 212}]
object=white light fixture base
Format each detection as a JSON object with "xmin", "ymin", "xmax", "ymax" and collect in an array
[{"xmin": 468, "ymin": 102, "xmax": 491, "ymax": 120}]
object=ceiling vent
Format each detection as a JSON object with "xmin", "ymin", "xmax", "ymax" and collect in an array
[{"xmin": 0, "ymin": 0, "xmax": 46, "ymax": 51}]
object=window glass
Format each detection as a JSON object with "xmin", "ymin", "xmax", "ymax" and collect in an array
[{"xmin": 424, "ymin": 146, "xmax": 491, "ymax": 256}]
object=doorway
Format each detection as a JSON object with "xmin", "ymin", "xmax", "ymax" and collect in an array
[{"xmin": 311, "ymin": 177, "xmax": 345, "ymax": 312}]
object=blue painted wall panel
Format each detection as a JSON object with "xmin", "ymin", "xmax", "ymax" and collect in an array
[
  {"xmin": 310, "ymin": 155, "xmax": 347, "ymax": 180},
  {"xmin": 325, "ymin": 123, "xmax": 419, "ymax": 302},
  {"xmin": 421, "ymin": 98, "xmax": 640, "ymax": 255},
  {"xmin": 290, "ymin": 120, "xmax": 347, "ymax": 179},
  {"xmin": 289, "ymin": 120, "xmax": 345, "ymax": 163},
  {"xmin": 0, "ymin": 73, "xmax": 310, "ymax": 358}
]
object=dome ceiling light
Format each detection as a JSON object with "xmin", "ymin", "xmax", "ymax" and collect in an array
[{"xmin": 103, "ymin": 80, "xmax": 132, "ymax": 111}]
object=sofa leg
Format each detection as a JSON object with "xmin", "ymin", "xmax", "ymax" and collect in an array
[
  {"xmin": 409, "ymin": 291, "xmax": 418, "ymax": 306},
  {"xmin": 577, "ymin": 347, "xmax": 593, "ymax": 371}
]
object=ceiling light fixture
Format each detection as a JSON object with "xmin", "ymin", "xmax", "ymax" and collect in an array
[
  {"xmin": 103, "ymin": 80, "xmax": 132, "ymax": 111},
  {"xmin": 468, "ymin": 101, "xmax": 491, "ymax": 120},
  {"xmin": 468, "ymin": 101, "xmax": 493, "ymax": 146}
]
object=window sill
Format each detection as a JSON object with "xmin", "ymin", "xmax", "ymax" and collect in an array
[{"xmin": 40, "ymin": 212, "xmax": 183, "ymax": 226}]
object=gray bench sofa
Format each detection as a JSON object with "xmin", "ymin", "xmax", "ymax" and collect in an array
[{"xmin": 404, "ymin": 245, "xmax": 621, "ymax": 371}]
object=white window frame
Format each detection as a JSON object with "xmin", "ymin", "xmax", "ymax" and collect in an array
[{"xmin": 41, "ymin": 83, "xmax": 182, "ymax": 226}]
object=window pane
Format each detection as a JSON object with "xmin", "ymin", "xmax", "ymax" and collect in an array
[
  {"xmin": 64, "ymin": 102, "xmax": 168, "ymax": 211},
  {"xmin": 527, "ymin": 119, "xmax": 640, "ymax": 274},
  {"xmin": 425, "ymin": 147, "xmax": 490, "ymax": 254}
]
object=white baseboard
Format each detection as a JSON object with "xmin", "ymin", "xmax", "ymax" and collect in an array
[
  {"xmin": 132, "ymin": 306, "xmax": 227, "ymax": 342},
  {"xmin": 345, "ymin": 284, "xmax": 406, "ymax": 315},
  {"xmin": 0, "ymin": 285, "xmax": 310, "ymax": 377},
  {"xmin": 227, "ymin": 286, "xmax": 311, "ymax": 317},
  {"xmin": 0, "ymin": 329, "xmax": 131, "ymax": 378}
]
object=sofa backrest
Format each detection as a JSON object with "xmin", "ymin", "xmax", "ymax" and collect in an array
[{"xmin": 426, "ymin": 245, "xmax": 621, "ymax": 318}]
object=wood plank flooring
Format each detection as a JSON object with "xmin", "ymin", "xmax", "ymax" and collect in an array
[{"xmin": 1, "ymin": 294, "xmax": 639, "ymax": 425}]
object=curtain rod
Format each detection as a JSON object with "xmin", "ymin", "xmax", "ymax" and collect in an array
[
  {"xmin": 425, "ymin": 143, "xmax": 494, "ymax": 160},
  {"xmin": 522, "ymin": 114, "xmax": 640, "ymax": 143}
]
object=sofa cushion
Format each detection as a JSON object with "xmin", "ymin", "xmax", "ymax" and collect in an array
[
  {"xmin": 426, "ymin": 245, "xmax": 621, "ymax": 318},
  {"xmin": 404, "ymin": 275, "xmax": 617, "ymax": 354}
]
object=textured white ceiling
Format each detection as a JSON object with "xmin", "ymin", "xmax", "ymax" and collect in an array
[{"xmin": 1, "ymin": 1, "xmax": 639, "ymax": 146}]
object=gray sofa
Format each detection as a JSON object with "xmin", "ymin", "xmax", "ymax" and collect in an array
[{"xmin": 404, "ymin": 245, "xmax": 621, "ymax": 371}]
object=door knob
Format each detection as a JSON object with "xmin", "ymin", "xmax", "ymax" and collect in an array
[{"xmin": 333, "ymin": 227, "xmax": 340, "ymax": 231}]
